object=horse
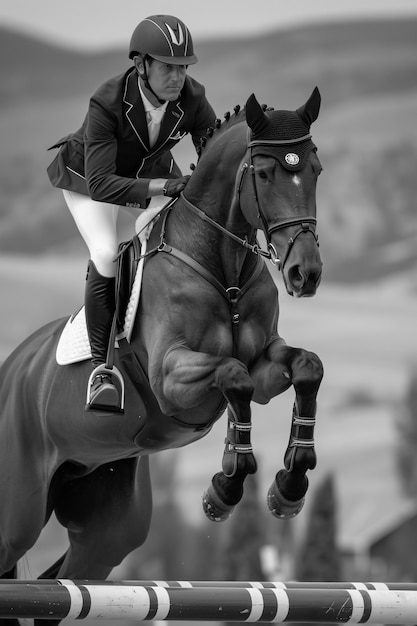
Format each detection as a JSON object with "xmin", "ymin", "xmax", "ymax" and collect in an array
[{"xmin": 0, "ymin": 88, "xmax": 323, "ymax": 600}]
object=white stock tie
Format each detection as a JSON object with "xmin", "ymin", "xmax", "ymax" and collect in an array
[{"xmin": 147, "ymin": 109, "xmax": 165, "ymax": 147}]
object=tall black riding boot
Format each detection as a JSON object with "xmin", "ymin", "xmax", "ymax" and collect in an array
[{"xmin": 84, "ymin": 260, "xmax": 121, "ymax": 412}]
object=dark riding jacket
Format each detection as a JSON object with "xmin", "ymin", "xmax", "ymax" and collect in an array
[{"xmin": 47, "ymin": 67, "xmax": 216, "ymax": 208}]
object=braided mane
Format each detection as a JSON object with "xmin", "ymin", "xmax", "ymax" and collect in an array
[{"xmin": 194, "ymin": 102, "xmax": 272, "ymax": 163}]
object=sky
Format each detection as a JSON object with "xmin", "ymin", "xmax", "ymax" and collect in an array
[{"xmin": 1, "ymin": 0, "xmax": 417, "ymax": 50}]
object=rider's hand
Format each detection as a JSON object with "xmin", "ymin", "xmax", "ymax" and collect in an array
[{"xmin": 163, "ymin": 176, "xmax": 191, "ymax": 198}]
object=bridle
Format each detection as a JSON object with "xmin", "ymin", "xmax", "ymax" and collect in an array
[{"xmin": 181, "ymin": 130, "xmax": 319, "ymax": 273}]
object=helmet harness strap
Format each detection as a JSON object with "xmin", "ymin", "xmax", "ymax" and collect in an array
[{"xmin": 137, "ymin": 55, "xmax": 166, "ymax": 105}]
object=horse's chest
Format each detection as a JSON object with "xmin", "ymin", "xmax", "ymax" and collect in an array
[
  {"xmin": 197, "ymin": 314, "xmax": 269, "ymax": 364},
  {"xmin": 235, "ymin": 321, "xmax": 269, "ymax": 362}
]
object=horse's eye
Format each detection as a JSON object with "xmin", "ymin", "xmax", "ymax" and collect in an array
[{"xmin": 257, "ymin": 171, "xmax": 268, "ymax": 180}]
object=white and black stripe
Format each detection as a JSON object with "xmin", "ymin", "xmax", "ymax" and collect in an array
[{"xmin": 0, "ymin": 580, "xmax": 416, "ymax": 622}]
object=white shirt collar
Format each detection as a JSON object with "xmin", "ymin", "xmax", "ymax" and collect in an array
[{"xmin": 138, "ymin": 78, "xmax": 168, "ymax": 114}]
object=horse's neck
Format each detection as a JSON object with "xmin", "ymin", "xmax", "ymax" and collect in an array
[
  {"xmin": 219, "ymin": 194, "xmax": 256, "ymax": 287},
  {"xmin": 172, "ymin": 188, "xmax": 253, "ymax": 288},
  {"xmin": 181, "ymin": 126, "xmax": 255, "ymax": 285}
]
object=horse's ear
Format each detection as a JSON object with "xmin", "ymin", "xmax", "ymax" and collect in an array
[
  {"xmin": 246, "ymin": 93, "xmax": 270, "ymax": 135},
  {"xmin": 296, "ymin": 87, "xmax": 321, "ymax": 126}
]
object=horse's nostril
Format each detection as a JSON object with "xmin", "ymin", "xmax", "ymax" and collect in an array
[{"xmin": 288, "ymin": 266, "xmax": 305, "ymax": 287}]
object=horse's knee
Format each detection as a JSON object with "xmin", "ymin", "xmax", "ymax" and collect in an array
[
  {"xmin": 214, "ymin": 359, "xmax": 254, "ymax": 400},
  {"xmin": 291, "ymin": 349, "xmax": 323, "ymax": 393}
]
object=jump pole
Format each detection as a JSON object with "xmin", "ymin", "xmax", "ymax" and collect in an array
[
  {"xmin": 1, "ymin": 579, "xmax": 416, "ymax": 590},
  {"xmin": 0, "ymin": 581, "xmax": 417, "ymax": 623}
]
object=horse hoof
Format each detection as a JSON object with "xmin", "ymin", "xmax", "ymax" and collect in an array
[
  {"xmin": 202, "ymin": 483, "xmax": 235, "ymax": 522},
  {"xmin": 267, "ymin": 479, "xmax": 305, "ymax": 520}
]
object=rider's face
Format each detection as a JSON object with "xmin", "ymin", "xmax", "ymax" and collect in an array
[{"xmin": 146, "ymin": 59, "xmax": 187, "ymax": 102}]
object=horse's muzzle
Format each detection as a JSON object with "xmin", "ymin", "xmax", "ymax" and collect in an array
[{"xmin": 285, "ymin": 264, "xmax": 322, "ymax": 298}]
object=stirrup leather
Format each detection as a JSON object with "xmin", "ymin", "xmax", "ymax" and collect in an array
[{"xmin": 86, "ymin": 364, "xmax": 125, "ymax": 413}]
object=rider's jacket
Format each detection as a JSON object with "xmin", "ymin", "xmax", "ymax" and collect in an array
[{"xmin": 47, "ymin": 67, "xmax": 216, "ymax": 208}]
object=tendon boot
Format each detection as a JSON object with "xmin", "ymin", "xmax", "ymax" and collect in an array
[{"xmin": 84, "ymin": 260, "xmax": 123, "ymax": 412}]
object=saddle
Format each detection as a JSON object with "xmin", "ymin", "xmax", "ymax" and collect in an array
[{"xmin": 56, "ymin": 206, "xmax": 166, "ymax": 366}]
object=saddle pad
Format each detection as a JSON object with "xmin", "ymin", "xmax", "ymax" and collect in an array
[
  {"xmin": 55, "ymin": 306, "xmax": 92, "ymax": 365},
  {"xmin": 56, "ymin": 240, "xmax": 147, "ymax": 366}
]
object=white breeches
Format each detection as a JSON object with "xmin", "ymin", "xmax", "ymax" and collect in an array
[
  {"xmin": 63, "ymin": 190, "xmax": 122, "ymax": 277},
  {"xmin": 63, "ymin": 190, "xmax": 167, "ymax": 278}
]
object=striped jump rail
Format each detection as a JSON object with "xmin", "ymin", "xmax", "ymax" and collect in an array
[{"xmin": 0, "ymin": 580, "xmax": 416, "ymax": 622}]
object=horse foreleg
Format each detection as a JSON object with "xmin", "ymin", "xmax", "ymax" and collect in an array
[
  {"xmin": 205, "ymin": 361, "xmax": 258, "ymax": 522},
  {"xmin": 251, "ymin": 339, "xmax": 323, "ymax": 519},
  {"xmin": 161, "ymin": 350, "xmax": 257, "ymax": 522},
  {"xmin": 203, "ymin": 400, "xmax": 258, "ymax": 522}
]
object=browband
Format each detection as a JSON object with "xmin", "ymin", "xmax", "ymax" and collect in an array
[{"xmin": 248, "ymin": 133, "xmax": 312, "ymax": 148}]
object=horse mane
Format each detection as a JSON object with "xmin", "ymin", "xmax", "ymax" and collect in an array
[{"xmin": 192, "ymin": 101, "xmax": 273, "ymax": 167}]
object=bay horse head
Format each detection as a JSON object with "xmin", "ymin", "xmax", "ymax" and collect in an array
[{"xmin": 242, "ymin": 87, "xmax": 323, "ymax": 297}]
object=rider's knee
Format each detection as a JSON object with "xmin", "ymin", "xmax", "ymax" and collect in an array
[{"xmin": 90, "ymin": 246, "xmax": 118, "ymax": 277}]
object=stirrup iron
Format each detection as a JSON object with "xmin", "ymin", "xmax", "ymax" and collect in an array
[{"xmin": 85, "ymin": 364, "xmax": 125, "ymax": 413}]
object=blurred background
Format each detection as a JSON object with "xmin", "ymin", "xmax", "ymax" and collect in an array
[{"xmin": 1, "ymin": 0, "xmax": 417, "ymax": 611}]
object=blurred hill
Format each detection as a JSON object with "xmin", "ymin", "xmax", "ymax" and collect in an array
[{"xmin": 1, "ymin": 18, "xmax": 417, "ymax": 283}]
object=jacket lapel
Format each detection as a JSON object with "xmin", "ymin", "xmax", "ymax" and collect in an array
[
  {"xmin": 153, "ymin": 100, "xmax": 185, "ymax": 149},
  {"xmin": 123, "ymin": 69, "xmax": 149, "ymax": 150},
  {"xmin": 123, "ymin": 70, "xmax": 185, "ymax": 154}
]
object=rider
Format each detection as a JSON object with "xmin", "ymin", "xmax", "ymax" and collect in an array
[{"xmin": 47, "ymin": 15, "xmax": 216, "ymax": 412}]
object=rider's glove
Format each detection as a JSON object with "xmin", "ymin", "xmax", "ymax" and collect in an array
[{"xmin": 163, "ymin": 176, "xmax": 191, "ymax": 198}]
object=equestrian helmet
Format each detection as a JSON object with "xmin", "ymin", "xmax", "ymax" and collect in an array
[{"xmin": 129, "ymin": 15, "xmax": 197, "ymax": 64}]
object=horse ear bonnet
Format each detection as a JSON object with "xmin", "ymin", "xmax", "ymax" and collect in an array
[{"xmin": 246, "ymin": 87, "xmax": 321, "ymax": 171}]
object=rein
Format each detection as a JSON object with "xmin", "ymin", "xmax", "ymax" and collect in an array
[{"xmin": 179, "ymin": 193, "xmax": 271, "ymax": 259}]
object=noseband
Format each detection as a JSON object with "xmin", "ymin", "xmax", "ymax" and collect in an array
[{"xmin": 180, "ymin": 131, "xmax": 319, "ymax": 272}]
